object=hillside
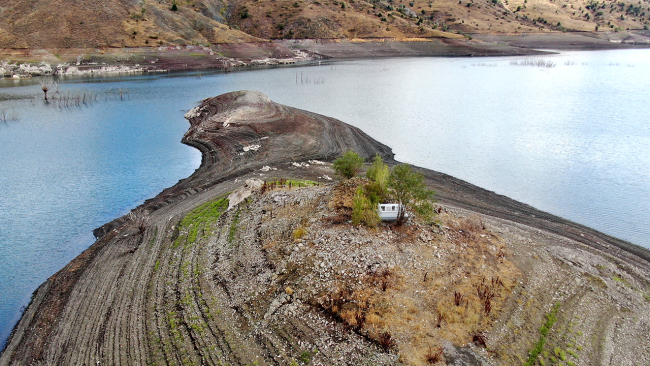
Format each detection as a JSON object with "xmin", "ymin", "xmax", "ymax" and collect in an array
[
  {"xmin": 0, "ymin": 0, "xmax": 649, "ymax": 50},
  {"xmin": 226, "ymin": 0, "xmax": 643, "ymax": 39},
  {"xmin": 2, "ymin": 91, "xmax": 649, "ymax": 366},
  {"xmin": 0, "ymin": 0, "xmax": 261, "ymax": 49}
]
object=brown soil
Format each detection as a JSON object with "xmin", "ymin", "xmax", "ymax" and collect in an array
[
  {"xmin": 0, "ymin": 0, "xmax": 260, "ymax": 49},
  {"xmin": 1, "ymin": 91, "xmax": 649, "ymax": 366}
]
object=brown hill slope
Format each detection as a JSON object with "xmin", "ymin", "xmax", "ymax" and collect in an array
[
  {"xmin": 0, "ymin": 0, "xmax": 260, "ymax": 49},
  {"xmin": 0, "ymin": 0, "xmax": 648, "ymax": 49},
  {"xmin": 224, "ymin": 0, "xmax": 650, "ymax": 39}
]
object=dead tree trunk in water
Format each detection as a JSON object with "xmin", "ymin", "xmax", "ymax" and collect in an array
[{"xmin": 39, "ymin": 81, "xmax": 49, "ymax": 101}]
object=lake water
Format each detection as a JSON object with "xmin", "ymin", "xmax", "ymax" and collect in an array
[{"xmin": 1, "ymin": 48, "xmax": 649, "ymax": 349}]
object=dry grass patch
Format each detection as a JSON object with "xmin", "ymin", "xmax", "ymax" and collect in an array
[
  {"xmin": 328, "ymin": 176, "xmax": 367, "ymax": 210},
  {"xmin": 308, "ymin": 209, "xmax": 520, "ymax": 365},
  {"xmin": 253, "ymin": 183, "xmax": 520, "ymax": 365}
]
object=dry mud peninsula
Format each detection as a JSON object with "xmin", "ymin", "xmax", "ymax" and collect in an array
[{"xmin": 2, "ymin": 91, "xmax": 650, "ymax": 366}]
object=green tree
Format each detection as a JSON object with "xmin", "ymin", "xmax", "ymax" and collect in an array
[
  {"xmin": 388, "ymin": 164, "xmax": 435, "ymax": 224},
  {"xmin": 366, "ymin": 154, "xmax": 390, "ymax": 188},
  {"xmin": 352, "ymin": 187, "xmax": 380, "ymax": 228},
  {"xmin": 365, "ymin": 154, "xmax": 390, "ymax": 204},
  {"xmin": 333, "ymin": 150, "xmax": 364, "ymax": 179}
]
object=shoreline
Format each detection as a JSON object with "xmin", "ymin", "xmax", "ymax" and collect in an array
[
  {"xmin": 1, "ymin": 32, "xmax": 649, "ymax": 79},
  {"xmin": 1, "ymin": 91, "xmax": 649, "ymax": 364}
]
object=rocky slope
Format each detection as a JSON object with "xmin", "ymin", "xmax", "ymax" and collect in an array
[
  {"xmin": 226, "ymin": 0, "xmax": 650, "ymax": 39},
  {"xmin": 0, "ymin": 0, "xmax": 261, "ymax": 49},
  {"xmin": 1, "ymin": 0, "xmax": 650, "ymax": 51},
  {"xmin": 1, "ymin": 91, "xmax": 649, "ymax": 366}
]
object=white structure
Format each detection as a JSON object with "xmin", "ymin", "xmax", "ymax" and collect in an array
[{"xmin": 377, "ymin": 203, "xmax": 405, "ymax": 221}]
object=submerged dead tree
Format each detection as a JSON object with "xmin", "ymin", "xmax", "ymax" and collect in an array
[{"xmin": 39, "ymin": 80, "xmax": 50, "ymax": 101}]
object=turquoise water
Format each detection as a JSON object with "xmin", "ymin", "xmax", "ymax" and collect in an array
[{"xmin": 1, "ymin": 49, "xmax": 649, "ymax": 348}]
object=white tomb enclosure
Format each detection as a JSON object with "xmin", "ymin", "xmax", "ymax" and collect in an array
[{"xmin": 377, "ymin": 203, "xmax": 405, "ymax": 221}]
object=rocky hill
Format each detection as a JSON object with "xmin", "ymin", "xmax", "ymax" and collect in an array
[
  {"xmin": 226, "ymin": 0, "xmax": 650, "ymax": 39},
  {"xmin": 0, "ymin": 0, "xmax": 649, "ymax": 50},
  {"xmin": 1, "ymin": 91, "xmax": 650, "ymax": 366},
  {"xmin": 0, "ymin": 0, "xmax": 260, "ymax": 49}
]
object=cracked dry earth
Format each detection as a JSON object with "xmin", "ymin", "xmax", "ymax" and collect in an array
[{"xmin": 2, "ymin": 91, "xmax": 650, "ymax": 366}]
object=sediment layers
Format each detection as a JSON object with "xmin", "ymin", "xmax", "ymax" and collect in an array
[
  {"xmin": 0, "ymin": 91, "xmax": 395, "ymax": 365},
  {"xmin": 1, "ymin": 91, "xmax": 649, "ymax": 366}
]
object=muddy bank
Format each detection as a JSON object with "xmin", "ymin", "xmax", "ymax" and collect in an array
[
  {"xmin": 0, "ymin": 43, "xmax": 315, "ymax": 79},
  {"xmin": 472, "ymin": 31, "xmax": 650, "ymax": 51},
  {"xmin": 277, "ymin": 38, "xmax": 550, "ymax": 58},
  {"xmin": 1, "ymin": 91, "xmax": 649, "ymax": 365},
  {"xmin": 2, "ymin": 32, "xmax": 650, "ymax": 78}
]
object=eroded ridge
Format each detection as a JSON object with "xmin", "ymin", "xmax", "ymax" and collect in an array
[
  {"xmin": 2, "ymin": 91, "xmax": 650, "ymax": 366},
  {"xmin": 0, "ymin": 91, "xmax": 395, "ymax": 365},
  {"xmin": 182, "ymin": 90, "xmax": 394, "ymax": 176}
]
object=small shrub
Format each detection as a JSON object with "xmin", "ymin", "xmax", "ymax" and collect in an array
[
  {"xmin": 435, "ymin": 309, "xmax": 445, "ymax": 327},
  {"xmin": 454, "ymin": 291, "xmax": 464, "ymax": 306},
  {"xmin": 352, "ymin": 187, "xmax": 380, "ymax": 228},
  {"xmin": 377, "ymin": 331, "xmax": 394, "ymax": 350},
  {"xmin": 333, "ymin": 150, "xmax": 364, "ymax": 179},
  {"xmin": 292, "ymin": 226, "xmax": 306, "ymax": 239},
  {"xmin": 300, "ymin": 351, "xmax": 311, "ymax": 363},
  {"xmin": 566, "ymin": 348, "xmax": 578, "ymax": 358},
  {"xmin": 364, "ymin": 181, "xmax": 384, "ymax": 205},
  {"xmin": 472, "ymin": 332, "xmax": 487, "ymax": 347},
  {"xmin": 366, "ymin": 154, "xmax": 390, "ymax": 196},
  {"xmin": 324, "ymin": 213, "xmax": 349, "ymax": 225},
  {"xmin": 378, "ymin": 267, "xmax": 392, "ymax": 291},
  {"xmin": 354, "ymin": 309, "xmax": 366, "ymax": 329},
  {"xmin": 170, "ymin": 2, "xmax": 178, "ymax": 11},
  {"xmin": 426, "ymin": 346, "xmax": 444, "ymax": 364},
  {"xmin": 228, "ymin": 210, "xmax": 240, "ymax": 243}
]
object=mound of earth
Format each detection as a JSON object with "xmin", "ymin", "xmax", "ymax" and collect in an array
[{"xmin": 1, "ymin": 91, "xmax": 649, "ymax": 366}]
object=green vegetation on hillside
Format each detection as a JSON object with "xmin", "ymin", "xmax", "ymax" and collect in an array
[
  {"xmin": 338, "ymin": 152, "xmax": 436, "ymax": 226},
  {"xmin": 524, "ymin": 302, "xmax": 561, "ymax": 366},
  {"xmin": 333, "ymin": 150, "xmax": 364, "ymax": 179},
  {"xmin": 174, "ymin": 195, "xmax": 229, "ymax": 248}
]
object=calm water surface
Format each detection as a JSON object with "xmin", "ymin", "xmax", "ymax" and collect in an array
[{"xmin": 1, "ymin": 48, "xmax": 649, "ymax": 348}]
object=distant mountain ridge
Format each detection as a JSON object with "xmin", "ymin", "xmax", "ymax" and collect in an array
[{"xmin": 0, "ymin": 0, "xmax": 648, "ymax": 49}]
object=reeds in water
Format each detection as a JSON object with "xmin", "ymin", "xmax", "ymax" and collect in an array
[
  {"xmin": 510, "ymin": 59, "xmax": 556, "ymax": 68},
  {"xmin": 45, "ymin": 88, "xmax": 129, "ymax": 108},
  {"xmin": 296, "ymin": 72, "xmax": 325, "ymax": 85},
  {"xmin": 0, "ymin": 108, "xmax": 17, "ymax": 123},
  {"xmin": 51, "ymin": 90, "xmax": 100, "ymax": 108}
]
